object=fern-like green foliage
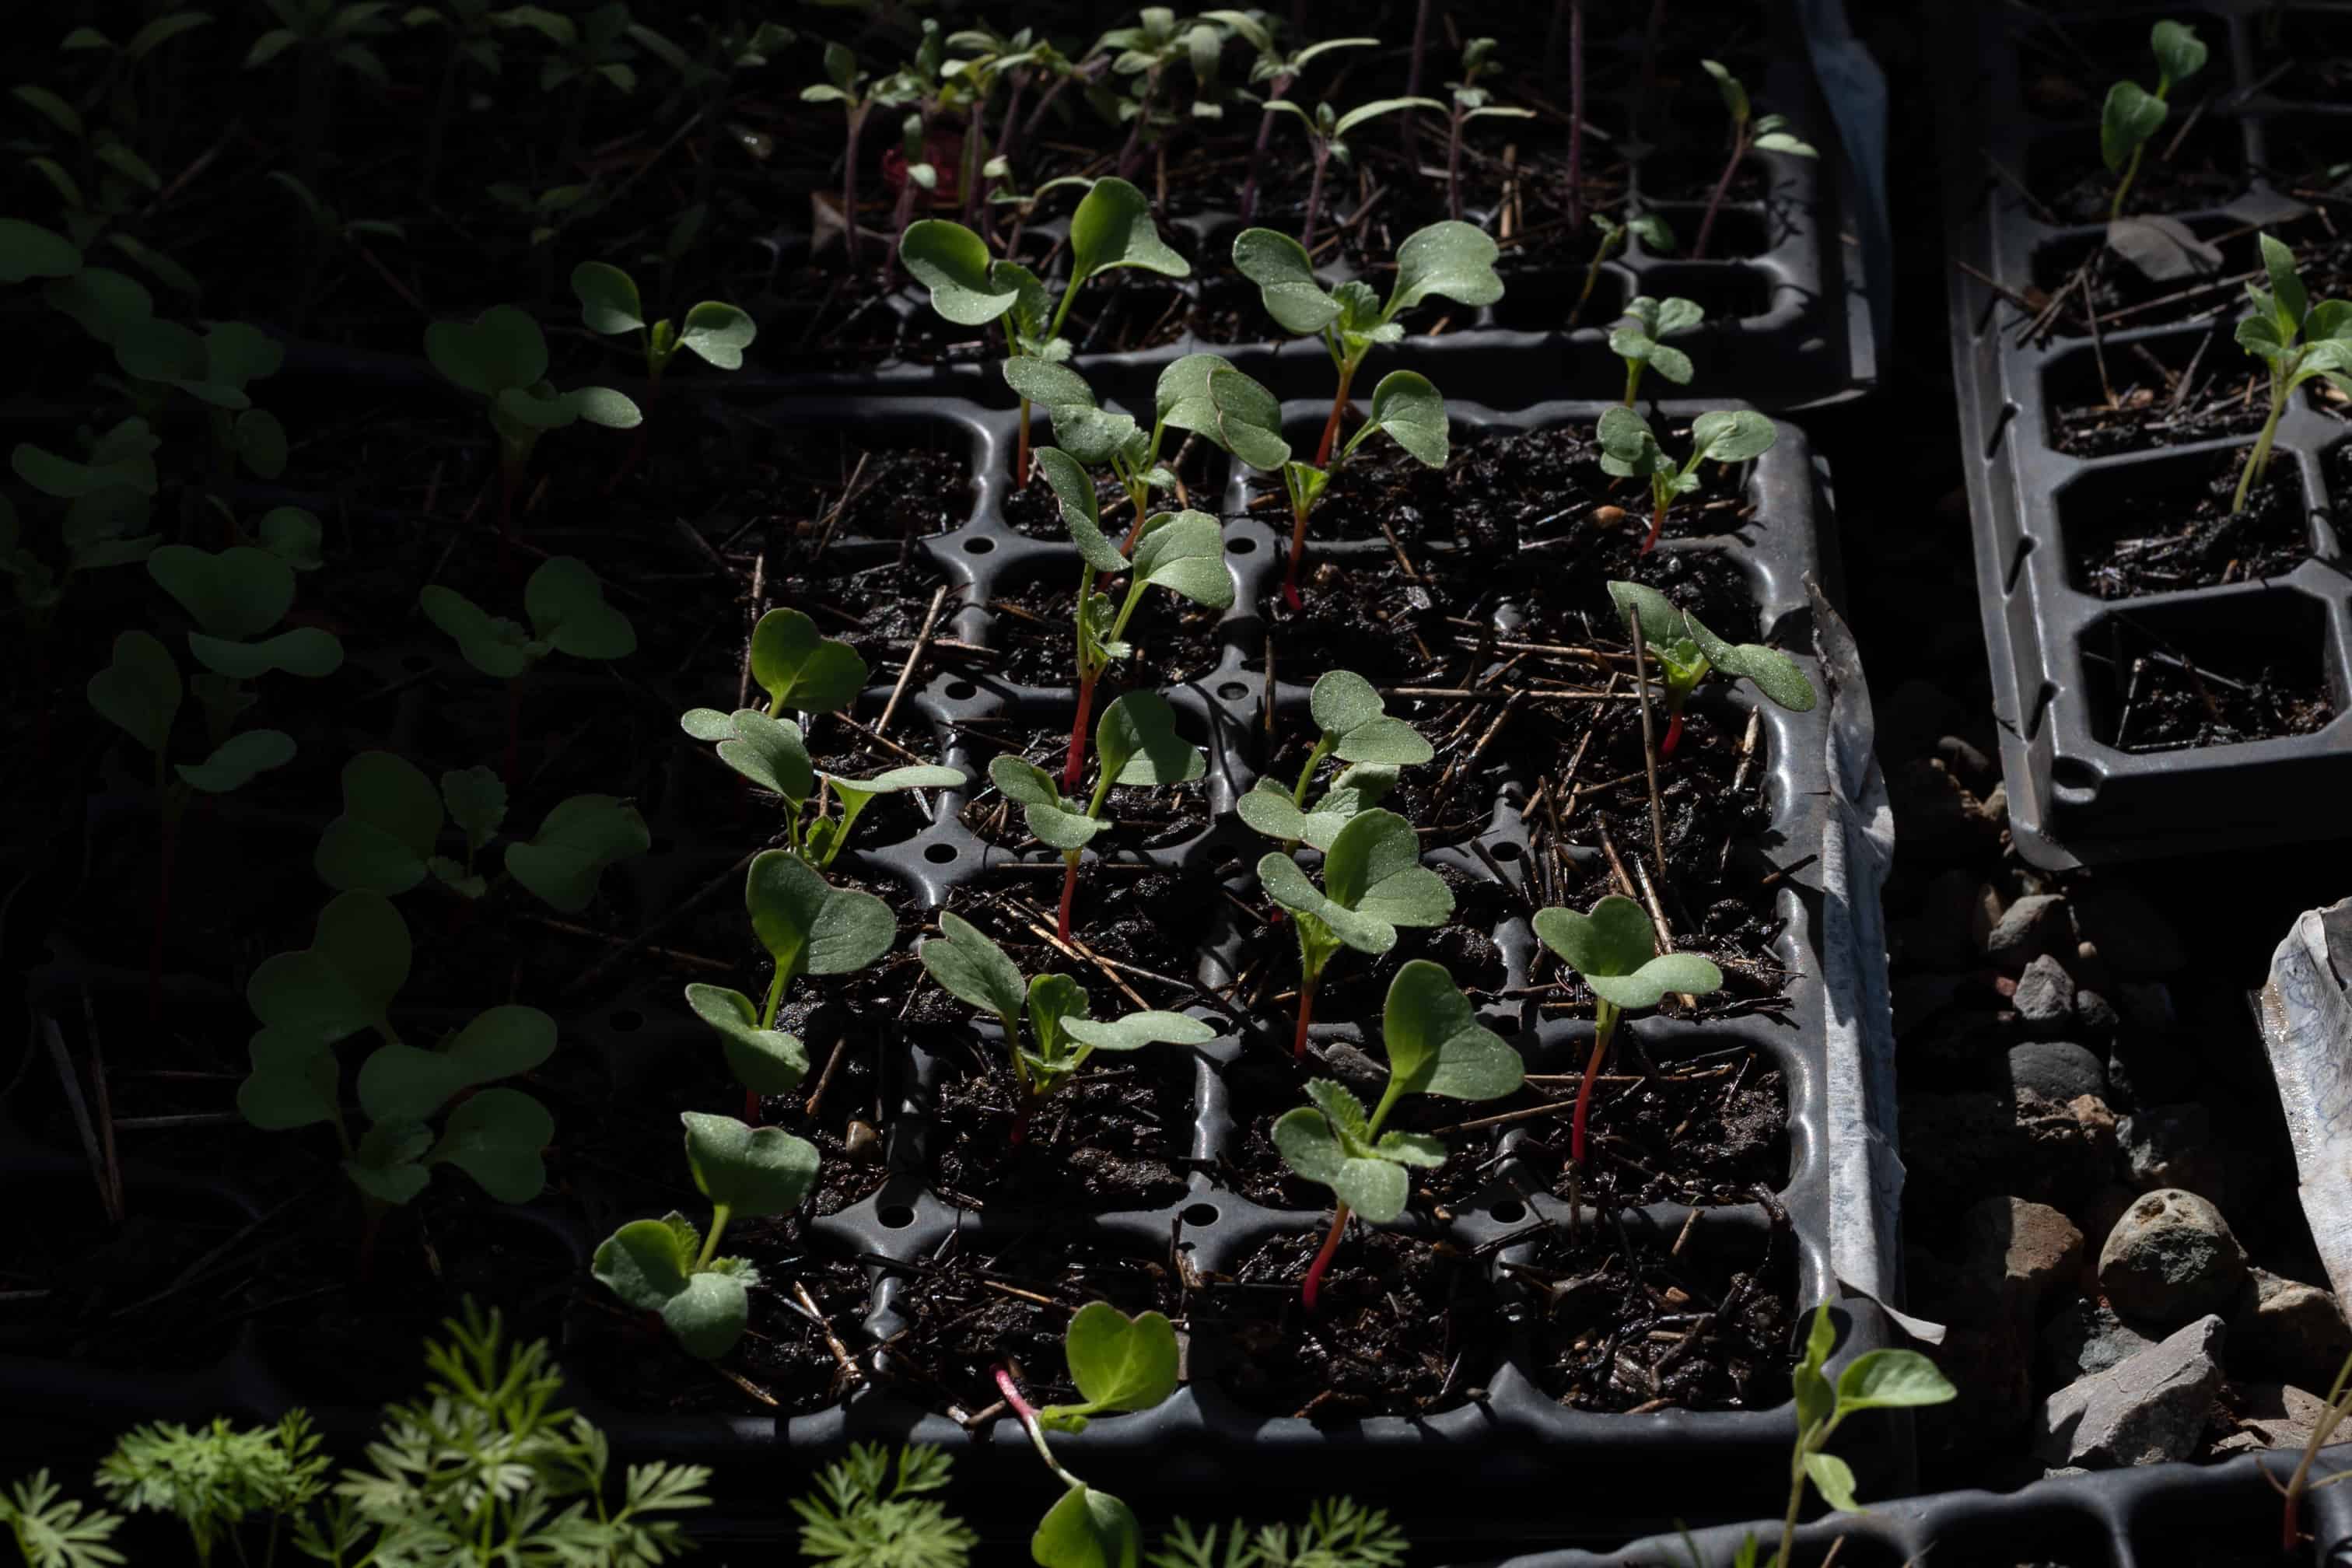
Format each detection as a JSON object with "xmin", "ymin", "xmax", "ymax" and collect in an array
[
  {"xmin": 94, "ymin": 1412, "xmax": 328, "ymax": 1566},
  {"xmin": 1149, "ymin": 1498, "xmax": 1411, "ymax": 1568},
  {"xmin": 793, "ymin": 1444, "xmax": 977, "ymax": 1568},
  {"xmin": 0, "ymin": 1472, "xmax": 122, "ymax": 1568},
  {"xmin": 286, "ymin": 1303, "xmax": 712, "ymax": 1566}
]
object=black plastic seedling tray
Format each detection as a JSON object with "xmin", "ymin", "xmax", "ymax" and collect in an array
[
  {"xmin": 762, "ymin": 1, "xmax": 1874, "ymax": 417},
  {"xmin": 3, "ymin": 394, "xmax": 1898, "ymax": 1556},
  {"xmin": 1938, "ymin": 1, "xmax": 2352, "ymax": 870},
  {"xmin": 1465, "ymin": 1449, "xmax": 2352, "ymax": 1566}
]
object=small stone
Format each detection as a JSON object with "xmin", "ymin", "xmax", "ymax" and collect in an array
[
  {"xmin": 2033, "ymin": 1314, "xmax": 2227, "ymax": 1468},
  {"xmin": 1936, "ymin": 733, "xmax": 1995, "ymax": 787},
  {"xmin": 2099, "ymin": 1189, "xmax": 2249, "ymax": 1328},
  {"xmin": 2074, "ymin": 987, "xmax": 2119, "ymax": 1037},
  {"xmin": 2119, "ymin": 1104, "xmax": 2226, "ymax": 1203},
  {"xmin": 1962, "ymin": 1196, "xmax": 2083, "ymax": 1320},
  {"xmin": 2007, "ymin": 1041, "xmax": 2105, "ymax": 1103},
  {"xmin": 2043, "ymin": 1298, "xmax": 2160, "ymax": 1381},
  {"xmin": 2234, "ymin": 1269, "xmax": 2352, "ymax": 1388},
  {"xmin": 1890, "ymin": 759, "xmax": 2004, "ymax": 859},
  {"xmin": 1968, "ymin": 885, "xmax": 2006, "ymax": 957},
  {"xmin": 2073, "ymin": 940, "xmax": 2112, "ymax": 996},
  {"xmin": 1988, "ymin": 894, "xmax": 2069, "ymax": 971},
  {"xmin": 2230, "ymin": 1382, "xmax": 2350, "ymax": 1452},
  {"xmin": 2071, "ymin": 886, "xmax": 2185, "ymax": 975},
  {"xmin": 2013, "ymin": 954, "xmax": 2077, "ymax": 1037}
]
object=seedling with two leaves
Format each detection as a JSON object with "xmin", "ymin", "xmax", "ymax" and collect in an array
[
  {"xmin": 570, "ymin": 259, "xmax": 754, "ymax": 486},
  {"xmin": 236, "ymin": 891, "xmax": 561, "ymax": 1234},
  {"xmin": 591, "ymin": 1111, "xmax": 821, "ymax": 1359},
  {"xmin": 802, "ymin": 43, "xmax": 882, "ymax": 268},
  {"xmin": 1275, "ymin": 960, "xmax": 1523, "ymax": 1309},
  {"xmin": 901, "ymin": 176, "xmax": 1189, "ymax": 477},
  {"xmin": 314, "ymin": 749, "xmax": 649, "ymax": 915},
  {"xmin": 918, "ymin": 910, "xmax": 1212, "ymax": 1143},
  {"xmin": 2101, "ymin": 20, "xmax": 2207, "ymax": 222},
  {"xmin": 1236, "ymin": 670, "xmax": 1433, "ymax": 851},
  {"xmin": 1531, "ymin": 895, "xmax": 1721, "ymax": 1185},
  {"xmin": 1612, "ymin": 294, "xmax": 1704, "ymax": 406},
  {"xmin": 1257, "ymin": 807, "xmax": 1453, "ymax": 1059},
  {"xmin": 1576, "ymin": 211, "xmax": 1676, "ymax": 330},
  {"xmin": 423, "ymin": 306, "xmax": 641, "ymax": 538},
  {"xmin": 1253, "ymin": 95, "xmax": 1440, "ymax": 253},
  {"xmin": 1693, "ymin": 60, "xmax": 1816, "ymax": 259},
  {"xmin": 991, "ymin": 691, "xmax": 1207, "ymax": 941},
  {"xmin": 2230, "ymin": 233, "xmax": 2352, "ymax": 515},
  {"xmin": 420, "ymin": 554, "xmax": 636, "ymax": 785},
  {"xmin": 993, "ymin": 1302, "xmax": 1180, "ymax": 1568},
  {"xmin": 4, "ymin": 417, "xmax": 163, "ymax": 622},
  {"xmin": 1199, "ymin": 12, "xmax": 1375, "ymax": 225},
  {"xmin": 1442, "ymin": 38, "xmax": 1535, "ymax": 222},
  {"xmin": 1597, "ymin": 405, "xmax": 1777, "ymax": 555},
  {"xmin": 1606, "ymin": 580, "xmax": 1815, "ymax": 756},
  {"xmin": 1224, "ymin": 220, "xmax": 1502, "ymax": 602}
]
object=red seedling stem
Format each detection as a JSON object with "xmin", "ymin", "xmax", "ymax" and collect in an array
[
  {"xmin": 1692, "ymin": 125, "xmax": 1748, "ymax": 261},
  {"xmin": 1640, "ymin": 492, "xmax": 1668, "ymax": 555},
  {"xmin": 1281, "ymin": 501, "xmax": 1312, "ymax": 611},
  {"xmin": 1314, "ymin": 365, "xmax": 1356, "ymax": 469},
  {"xmin": 1060, "ymin": 673, "xmax": 1098, "ymax": 792},
  {"xmin": 1661, "ymin": 711, "xmax": 1684, "ymax": 756},
  {"xmin": 1016, "ymin": 401, "xmax": 1033, "ymax": 485},
  {"xmin": 1301, "ymin": 1202, "xmax": 1349, "ymax": 1312},
  {"xmin": 1010, "ymin": 1093, "xmax": 1033, "ymax": 1147},
  {"xmin": 1570, "ymin": 1024, "xmax": 1612, "ymax": 1165},
  {"xmin": 744, "ymin": 1086, "xmax": 759, "ymax": 1124},
  {"xmin": 1292, "ymin": 975, "xmax": 1318, "ymax": 1059},
  {"xmin": 1055, "ymin": 856, "xmax": 1079, "ymax": 944},
  {"xmin": 1566, "ymin": 0, "xmax": 1587, "ymax": 230}
]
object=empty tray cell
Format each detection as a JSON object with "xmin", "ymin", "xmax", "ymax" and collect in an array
[
  {"xmin": 2081, "ymin": 589, "xmax": 2339, "ymax": 751},
  {"xmin": 1922, "ymin": 1503, "xmax": 2119, "ymax": 1568},
  {"xmin": 2028, "ymin": 216, "xmax": 2252, "ymax": 340},
  {"xmin": 2025, "ymin": 114, "xmax": 2252, "ymax": 226},
  {"xmin": 1633, "ymin": 261, "xmax": 1781, "ymax": 326},
  {"xmin": 2012, "ymin": 10, "xmax": 2239, "ymax": 122},
  {"xmin": 1185, "ymin": 275, "xmax": 1269, "ymax": 346},
  {"xmin": 1059, "ymin": 272, "xmax": 1192, "ymax": 358},
  {"xmin": 2057, "ymin": 441, "xmax": 2315, "ymax": 597},
  {"xmin": 1633, "ymin": 202, "xmax": 1779, "ymax": 263},
  {"xmin": 738, "ymin": 412, "xmax": 980, "ymax": 544},
  {"xmin": 2041, "ymin": 323, "xmax": 2270, "ymax": 457},
  {"xmin": 2120, "ymin": 1471, "xmax": 2282, "ymax": 1566},
  {"xmin": 2251, "ymin": 7, "xmax": 2352, "ymax": 102},
  {"xmin": 1484, "ymin": 263, "xmax": 1631, "ymax": 334}
]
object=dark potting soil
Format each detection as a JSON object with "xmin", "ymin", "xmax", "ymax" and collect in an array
[
  {"xmin": 1000, "ymin": 450, "xmax": 1227, "ymax": 545},
  {"xmin": 983, "ymin": 572, "xmax": 1234, "ymax": 690},
  {"xmin": 568, "ymin": 1221, "xmax": 873, "ymax": 1416},
  {"xmin": 925, "ymin": 870, "xmax": 1220, "ymax": 1004},
  {"xmin": 2086, "ymin": 614, "xmax": 2337, "ymax": 751},
  {"xmin": 1516, "ymin": 1216, "xmax": 1794, "ymax": 1413},
  {"xmin": 2046, "ymin": 347, "xmax": 2271, "ymax": 459},
  {"xmin": 1257, "ymin": 722, "xmax": 1507, "ymax": 849},
  {"xmin": 1203, "ymin": 1227, "xmax": 1500, "ymax": 1420},
  {"xmin": 2035, "ymin": 119, "xmax": 2249, "ymax": 228},
  {"xmin": 884, "ymin": 1229, "xmax": 1187, "ymax": 1418},
  {"xmin": 1531, "ymin": 1050, "xmax": 1790, "ymax": 1209},
  {"xmin": 927, "ymin": 1041, "xmax": 1199, "ymax": 1211},
  {"xmin": 0, "ymin": 1176, "xmax": 252, "ymax": 1372},
  {"xmin": 954, "ymin": 718, "xmax": 1213, "ymax": 853},
  {"xmin": 1216, "ymin": 1043, "xmax": 1526, "ymax": 1214},
  {"xmin": 2252, "ymin": 7, "xmax": 2352, "ymax": 101},
  {"xmin": 1240, "ymin": 860, "xmax": 1514, "ymax": 1045},
  {"xmin": 2065, "ymin": 453, "xmax": 2311, "ymax": 600}
]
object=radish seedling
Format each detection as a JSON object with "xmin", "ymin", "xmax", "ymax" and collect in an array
[
  {"xmin": 803, "ymin": 42, "xmax": 880, "ymax": 267},
  {"xmin": 919, "ymin": 909, "xmax": 1211, "ymax": 1143},
  {"xmin": 1090, "ymin": 9, "xmax": 1227, "ymax": 183},
  {"xmin": 2101, "ymin": 20, "xmax": 2207, "ymax": 222},
  {"xmin": 1255, "ymin": 95, "xmax": 1440, "ymax": 253},
  {"xmin": 1606, "ymin": 580, "xmax": 1814, "ymax": 755},
  {"xmin": 1256, "ymin": 807, "xmax": 1454, "ymax": 1059},
  {"xmin": 1199, "ymin": 12, "xmax": 1375, "ymax": 224},
  {"xmin": 1531, "ymin": 894, "xmax": 1721, "ymax": 1176},
  {"xmin": 1442, "ymin": 38, "xmax": 1535, "ymax": 223},
  {"xmin": 991, "ymin": 690, "xmax": 1205, "ymax": 941},
  {"xmin": 571, "ymin": 260, "xmax": 754, "ymax": 486},
  {"xmin": 901, "ymin": 176, "xmax": 1189, "ymax": 478},
  {"xmin": 1025, "ymin": 427, "xmax": 1233, "ymax": 789},
  {"xmin": 709, "ymin": 848, "xmax": 894, "ymax": 1117},
  {"xmin": 1236, "ymin": 669, "xmax": 1433, "ymax": 849},
  {"xmin": 1275, "ymin": 959, "xmax": 1523, "ymax": 1309},
  {"xmin": 423, "ymin": 306, "xmax": 642, "ymax": 541},
  {"xmin": 993, "ymin": 1302, "xmax": 1178, "ymax": 1568},
  {"xmin": 1611, "ymin": 295, "xmax": 1703, "ymax": 406},
  {"xmin": 1693, "ymin": 60, "xmax": 1815, "ymax": 259},
  {"xmin": 1597, "ymin": 405, "xmax": 1776, "ymax": 555},
  {"xmin": 1574, "ymin": 211, "xmax": 1675, "ymax": 329},
  {"xmin": 590, "ymin": 1111, "xmax": 821, "ymax": 1359},
  {"xmin": 236, "ymin": 891, "xmax": 560, "ymax": 1220},
  {"xmin": 2230, "ymin": 233, "xmax": 2352, "ymax": 515},
  {"xmin": 5, "ymin": 418, "xmax": 162, "ymax": 624},
  {"xmin": 420, "ymin": 555, "xmax": 635, "ymax": 786}
]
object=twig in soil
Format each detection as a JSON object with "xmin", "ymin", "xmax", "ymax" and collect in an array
[
  {"xmin": 79, "ymin": 990, "xmax": 121, "ymax": 1222},
  {"xmin": 1755, "ymin": 853, "xmax": 1819, "ymax": 891},
  {"xmin": 737, "ymin": 552, "xmax": 767, "ymax": 711},
  {"xmin": 1596, "ymin": 824, "xmax": 1641, "ymax": 903},
  {"xmin": 565, "ymin": 851, "xmax": 755, "ymax": 994},
  {"xmin": 794, "ymin": 1279, "xmax": 865, "ymax": 1391},
  {"xmin": 875, "ymin": 585, "xmax": 950, "ymax": 743},
  {"xmin": 668, "ymin": 514, "xmax": 734, "ymax": 579},
  {"xmin": 712, "ymin": 1363, "xmax": 781, "ymax": 1408},
  {"xmin": 1466, "ymin": 838, "xmax": 1534, "ymax": 915},
  {"xmin": 1979, "ymin": 152, "xmax": 2060, "ymax": 226},
  {"xmin": 1378, "ymin": 517, "xmax": 1422, "ymax": 580},
  {"xmin": 1004, "ymin": 900, "xmax": 1154, "ymax": 1012},
  {"xmin": 1731, "ymin": 707, "xmax": 1763, "ymax": 796},
  {"xmin": 830, "ymin": 713, "xmax": 926, "ymax": 766},
  {"xmin": 1953, "ymin": 260, "xmax": 2049, "ymax": 320},
  {"xmin": 43, "ymin": 1015, "xmax": 119, "ymax": 1225},
  {"xmin": 1625, "ymin": 616, "xmax": 1669, "ymax": 880},
  {"xmin": 810, "ymin": 451, "xmax": 874, "ymax": 560},
  {"xmin": 803, "ymin": 1032, "xmax": 856, "ymax": 1121}
]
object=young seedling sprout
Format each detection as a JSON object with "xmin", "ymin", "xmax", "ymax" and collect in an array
[
  {"xmin": 901, "ymin": 176, "xmax": 1188, "ymax": 478},
  {"xmin": 991, "ymin": 690, "xmax": 1206, "ymax": 940},
  {"xmin": 1227, "ymin": 220, "xmax": 1500, "ymax": 600},
  {"xmin": 1612, "ymin": 294, "xmax": 1703, "ymax": 406},
  {"xmin": 1257, "ymin": 807, "xmax": 1453, "ymax": 1059},
  {"xmin": 918, "ymin": 911, "xmax": 1212, "ymax": 1143},
  {"xmin": 1607, "ymin": 580, "xmax": 1815, "ymax": 755},
  {"xmin": 1200, "ymin": 12, "xmax": 1374, "ymax": 224},
  {"xmin": 591, "ymin": 1111, "xmax": 821, "ymax": 1359},
  {"xmin": 720, "ymin": 849, "xmax": 894, "ymax": 1119},
  {"xmin": 1692, "ymin": 61, "xmax": 1816, "ymax": 260},
  {"xmin": 420, "ymin": 555, "xmax": 636, "ymax": 786},
  {"xmin": 2229, "ymin": 233, "xmax": 2352, "ymax": 515},
  {"xmin": 2102, "ymin": 20, "xmax": 2207, "ymax": 222},
  {"xmin": 1024, "ymin": 443, "xmax": 1232, "ymax": 790},
  {"xmin": 1531, "ymin": 894, "xmax": 1721, "ymax": 1185},
  {"xmin": 1597, "ymin": 405, "xmax": 1777, "ymax": 555},
  {"xmin": 1443, "ymin": 38, "xmax": 1535, "ymax": 222},
  {"xmin": 801, "ymin": 42, "xmax": 878, "ymax": 266},
  {"xmin": 1275, "ymin": 960, "xmax": 1523, "ymax": 1310},
  {"xmin": 1236, "ymin": 669, "xmax": 1434, "ymax": 849},
  {"xmin": 993, "ymin": 1302, "xmax": 1179, "ymax": 1568},
  {"xmin": 1575, "ymin": 211, "xmax": 1675, "ymax": 329},
  {"xmin": 570, "ymin": 260, "xmax": 754, "ymax": 487}
]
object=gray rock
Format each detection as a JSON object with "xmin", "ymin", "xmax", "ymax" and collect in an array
[
  {"xmin": 2233, "ymin": 1269, "xmax": 2352, "ymax": 1388},
  {"xmin": 2074, "ymin": 987, "xmax": 2120, "ymax": 1037},
  {"xmin": 1936, "ymin": 733, "xmax": 1995, "ymax": 787},
  {"xmin": 2222, "ymin": 1382, "xmax": 2352, "ymax": 1454},
  {"xmin": 2071, "ymin": 885, "xmax": 2185, "ymax": 975},
  {"xmin": 1962, "ymin": 1196, "xmax": 2084, "ymax": 1319},
  {"xmin": 2034, "ymin": 1314, "xmax": 2227, "ymax": 1468},
  {"xmin": 2043, "ymin": 1298, "xmax": 2159, "ymax": 1381},
  {"xmin": 2013, "ymin": 954, "xmax": 2077, "ymax": 1037},
  {"xmin": 1988, "ymin": 894, "xmax": 2070, "ymax": 971},
  {"xmin": 2007, "ymin": 1041, "xmax": 2107, "ymax": 1103},
  {"xmin": 2119, "ymin": 1104, "xmax": 2227, "ymax": 1204},
  {"xmin": 2099, "ymin": 1189, "xmax": 2249, "ymax": 1328},
  {"xmin": 1900, "ymin": 1088, "xmax": 2115, "ymax": 1216}
]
